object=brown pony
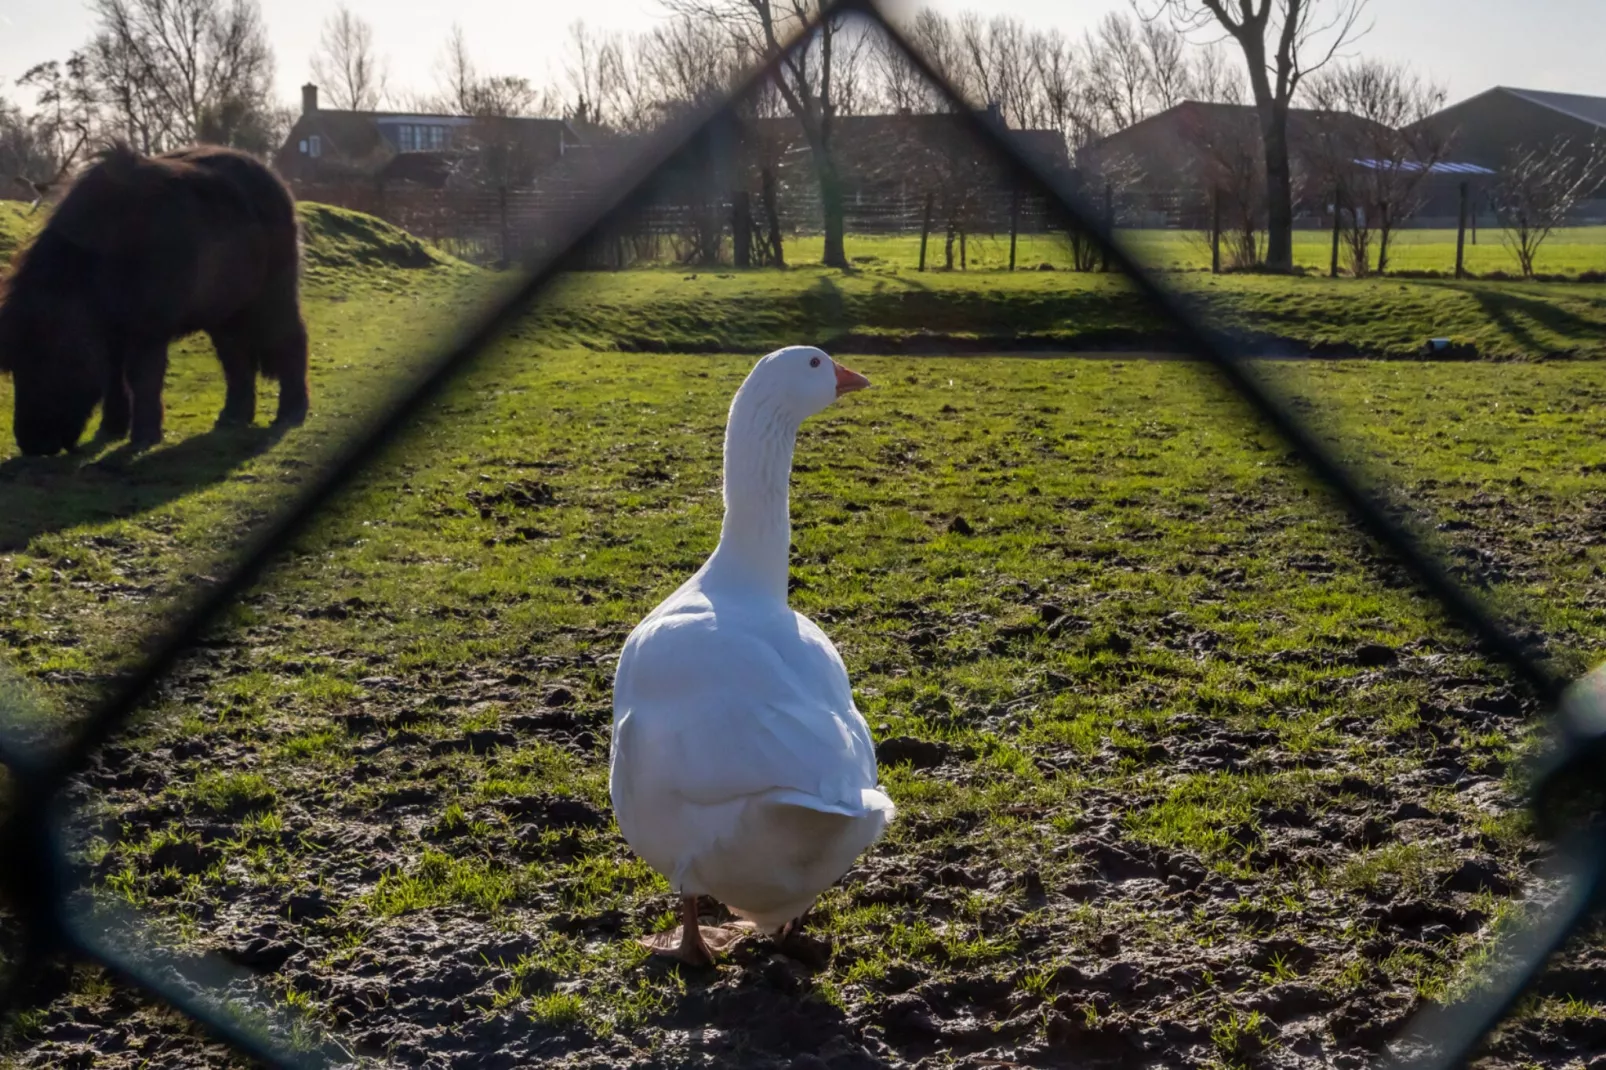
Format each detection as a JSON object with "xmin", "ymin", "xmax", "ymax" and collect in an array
[{"xmin": 0, "ymin": 143, "xmax": 309, "ymax": 456}]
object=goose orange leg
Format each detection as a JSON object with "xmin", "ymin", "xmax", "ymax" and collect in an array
[{"xmin": 639, "ymin": 895, "xmax": 716, "ymax": 967}]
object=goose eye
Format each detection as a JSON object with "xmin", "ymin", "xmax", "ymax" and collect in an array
[{"xmin": 809, "ymin": 357, "xmax": 821, "ymax": 368}]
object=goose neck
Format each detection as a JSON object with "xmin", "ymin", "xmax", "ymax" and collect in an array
[{"xmin": 706, "ymin": 393, "xmax": 797, "ymax": 602}]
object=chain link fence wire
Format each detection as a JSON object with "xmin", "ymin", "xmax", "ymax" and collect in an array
[{"xmin": 1, "ymin": 0, "xmax": 1602, "ymax": 1065}]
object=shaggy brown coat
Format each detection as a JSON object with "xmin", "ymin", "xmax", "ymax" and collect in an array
[{"xmin": 0, "ymin": 143, "xmax": 309, "ymax": 456}]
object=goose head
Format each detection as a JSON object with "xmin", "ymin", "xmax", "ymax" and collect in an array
[{"xmin": 736, "ymin": 345, "xmax": 870, "ymax": 424}]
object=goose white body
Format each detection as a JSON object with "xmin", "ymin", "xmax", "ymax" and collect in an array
[{"xmin": 610, "ymin": 346, "xmax": 894, "ymax": 938}]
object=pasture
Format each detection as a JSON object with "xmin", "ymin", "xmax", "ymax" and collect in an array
[
  {"xmin": 784, "ymin": 226, "xmax": 1606, "ymax": 278},
  {"xmin": 2, "ymin": 205, "xmax": 1606, "ymax": 1068}
]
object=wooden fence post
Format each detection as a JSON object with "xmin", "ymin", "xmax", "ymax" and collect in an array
[
  {"xmin": 1008, "ymin": 184, "xmax": 1021, "ymax": 271},
  {"xmin": 918, "ymin": 191, "xmax": 933, "ymax": 272},
  {"xmin": 1211, "ymin": 189, "xmax": 1222, "ymax": 275},
  {"xmin": 1455, "ymin": 180, "xmax": 1469, "ymax": 279},
  {"xmin": 1330, "ymin": 184, "xmax": 1343, "ymax": 278},
  {"xmin": 1101, "ymin": 181, "xmax": 1113, "ymax": 272},
  {"xmin": 732, "ymin": 189, "xmax": 753, "ymax": 269},
  {"xmin": 498, "ymin": 185, "xmax": 510, "ymax": 268}
]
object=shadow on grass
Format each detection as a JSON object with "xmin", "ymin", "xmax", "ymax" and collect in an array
[
  {"xmin": 1436, "ymin": 282, "xmax": 1606, "ymax": 356},
  {"xmin": 636, "ymin": 948, "xmax": 880, "ymax": 1069},
  {"xmin": 0, "ymin": 424, "xmax": 287, "ymax": 553}
]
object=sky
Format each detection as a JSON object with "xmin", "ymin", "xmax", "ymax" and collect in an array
[{"xmin": 1, "ymin": 0, "xmax": 1602, "ymax": 114}]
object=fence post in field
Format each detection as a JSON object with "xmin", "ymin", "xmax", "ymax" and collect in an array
[
  {"xmin": 1471, "ymin": 185, "xmax": 1478, "ymax": 245},
  {"xmin": 1009, "ymin": 184, "xmax": 1021, "ymax": 271},
  {"xmin": 1211, "ymin": 189, "xmax": 1222, "ymax": 275},
  {"xmin": 497, "ymin": 186, "xmax": 510, "ymax": 268},
  {"xmin": 919, "ymin": 191, "xmax": 934, "ymax": 272},
  {"xmin": 732, "ymin": 190, "xmax": 753, "ymax": 269},
  {"xmin": 1330, "ymin": 184, "xmax": 1343, "ymax": 279},
  {"xmin": 1101, "ymin": 181, "xmax": 1113, "ymax": 272},
  {"xmin": 1456, "ymin": 180, "xmax": 1470, "ymax": 278}
]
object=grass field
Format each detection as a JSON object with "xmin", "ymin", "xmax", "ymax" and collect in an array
[
  {"xmin": 3, "ymin": 204, "xmax": 1606, "ymax": 1067},
  {"xmin": 783, "ymin": 226, "xmax": 1606, "ymax": 278}
]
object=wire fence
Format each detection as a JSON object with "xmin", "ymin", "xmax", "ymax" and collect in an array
[{"xmin": 2, "ymin": 0, "xmax": 1603, "ymax": 1066}]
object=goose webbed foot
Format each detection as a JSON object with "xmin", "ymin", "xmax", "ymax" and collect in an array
[{"xmin": 639, "ymin": 895, "xmax": 745, "ymax": 967}]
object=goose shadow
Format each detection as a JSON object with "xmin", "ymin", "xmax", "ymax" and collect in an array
[
  {"xmin": 634, "ymin": 938, "xmax": 890, "ymax": 1069},
  {"xmin": 0, "ymin": 424, "xmax": 288, "ymax": 553}
]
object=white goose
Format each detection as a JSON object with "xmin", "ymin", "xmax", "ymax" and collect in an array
[{"xmin": 610, "ymin": 345, "xmax": 896, "ymax": 966}]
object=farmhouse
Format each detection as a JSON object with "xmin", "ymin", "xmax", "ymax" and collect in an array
[
  {"xmin": 1078, "ymin": 100, "xmax": 1386, "ymax": 225},
  {"xmin": 1409, "ymin": 87, "xmax": 1606, "ymax": 171},
  {"xmin": 274, "ymin": 84, "xmax": 583, "ymax": 189},
  {"xmin": 1407, "ymin": 87, "xmax": 1606, "ymax": 215},
  {"xmin": 752, "ymin": 107, "xmax": 1073, "ymax": 233}
]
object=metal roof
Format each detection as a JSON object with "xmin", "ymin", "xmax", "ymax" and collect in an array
[
  {"xmin": 1501, "ymin": 87, "xmax": 1606, "ymax": 130},
  {"xmin": 1352, "ymin": 158, "xmax": 1496, "ymax": 175}
]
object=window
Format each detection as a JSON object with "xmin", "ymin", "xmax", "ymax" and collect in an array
[
  {"xmin": 309, "ymin": 135, "xmax": 322, "ymax": 158},
  {"xmin": 395, "ymin": 124, "xmax": 449, "ymax": 153},
  {"xmin": 298, "ymin": 139, "xmax": 308, "ymax": 154}
]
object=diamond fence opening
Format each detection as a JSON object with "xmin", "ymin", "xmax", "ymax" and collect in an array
[{"xmin": 1, "ymin": 1, "xmax": 1602, "ymax": 1067}]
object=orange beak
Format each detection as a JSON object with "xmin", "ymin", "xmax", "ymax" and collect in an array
[{"xmin": 834, "ymin": 361, "xmax": 871, "ymax": 397}]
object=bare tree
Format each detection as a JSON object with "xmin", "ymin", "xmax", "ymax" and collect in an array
[
  {"xmin": 1491, "ymin": 137, "xmax": 1606, "ymax": 278},
  {"xmin": 437, "ymin": 24, "xmax": 479, "ymax": 115},
  {"xmin": 311, "ymin": 3, "xmax": 388, "ymax": 111},
  {"xmin": 637, "ymin": 15, "xmax": 743, "ymax": 122},
  {"xmin": 563, "ymin": 22, "xmax": 630, "ymax": 132},
  {"xmin": 87, "ymin": 0, "xmax": 277, "ymax": 153},
  {"xmin": 1189, "ymin": 42, "xmax": 1245, "ymax": 104},
  {"xmin": 874, "ymin": 12, "xmax": 941, "ymax": 114},
  {"xmin": 667, "ymin": 0, "xmax": 856, "ymax": 268},
  {"xmin": 1301, "ymin": 59, "xmax": 1448, "ymax": 274},
  {"xmin": 429, "ymin": 25, "xmax": 557, "ymax": 118},
  {"xmin": 1085, "ymin": 13, "xmax": 1152, "ymax": 131},
  {"xmin": 1187, "ymin": 106, "xmax": 1268, "ymax": 269},
  {"xmin": 1027, "ymin": 29, "xmax": 1104, "ymax": 151},
  {"xmin": 2, "ymin": 100, "xmax": 89, "ymax": 212},
  {"xmin": 1143, "ymin": 0, "xmax": 1370, "ymax": 272},
  {"xmin": 17, "ymin": 57, "xmax": 101, "ymax": 161},
  {"xmin": 1139, "ymin": 20, "xmax": 1192, "ymax": 111}
]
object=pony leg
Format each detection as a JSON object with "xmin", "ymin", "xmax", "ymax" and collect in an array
[
  {"xmin": 210, "ymin": 327, "xmax": 257, "ymax": 427},
  {"xmin": 243, "ymin": 267, "xmax": 310, "ymax": 429},
  {"xmin": 98, "ymin": 345, "xmax": 132, "ymax": 441},
  {"xmin": 268, "ymin": 315, "xmax": 310, "ymax": 429},
  {"xmin": 126, "ymin": 340, "xmax": 170, "ymax": 448}
]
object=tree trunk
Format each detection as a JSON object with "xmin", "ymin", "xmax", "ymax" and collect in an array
[
  {"xmin": 1212, "ymin": 189, "xmax": 1222, "ymax": 275},
  {"xmin": 1101, "ymin": 182, "xmax": 1113, "ymax": 273},
  {"xmin": 1329, "ymin": 185, "xmax": 1342, "ymax": 279},
  {"xmin": 498, "ymin": 185, "xmax": 510, "ymax": 269},
  {"xmin": 817, "ymin": 157, "xmax": 847, "ymax": 268},
  {"xmin": 1259, "ymin": 101, "xmax": 1295, "ymax": 272},
  {"xmin": 1008, "ymin": 185, "xmax": 1020, "ymax": 271},
  {"xmin": 760, "ymin": 166, "xmax": 785, "ymax": 268},
  {"xmin": 1376, "ymin": 201, "xmax": 1392, "ymax": 275},
  {"xmin": 918, "ymin": 191, "xmax": 934, "ymax": 272},
  {"xmin": 1455, "ymin": 181, "xmax": 1469, "ymax": 278},
  {"xmin": 945, "ymin": 222, "xmax": 956, "ymax": 270}
]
